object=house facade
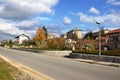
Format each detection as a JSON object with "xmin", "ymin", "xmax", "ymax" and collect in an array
[
  {"xmin": 60, "ymin": 33, "xmax": 67, "ymax": 39},
  {"xmin": 67, "ymin": 28, "xmax": 83, "ymax": 39},
  {"xmin": 47, "ymin": 33, "xmax": 55, "ymax": 40},
  {"xmin": 15, "ymin": 34, "xmax": 29, "ymax": 44},
  {"xmin": 106, "ymin": 29, "xmax": 120, "ymax": 50},
  {"xmin": 61, "ymin": 27, "xmax": 83, "ymax": 40}
]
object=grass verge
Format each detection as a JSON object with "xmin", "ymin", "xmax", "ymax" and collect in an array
[{"xmin": 0, "ymin": 57, "xmax": 18, "ymax": 80}]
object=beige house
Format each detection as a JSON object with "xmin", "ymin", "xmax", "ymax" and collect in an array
[
  {"xmin": 61, "ymin": 27, "xmax": 83, "ymax": 39},
  {"xmin": 47, "ymin": 33, "xmax": 55, "ymax": 40},
  {"xmin": 60, "ymin": 33, "xmax": 67, "ymax": 39}
]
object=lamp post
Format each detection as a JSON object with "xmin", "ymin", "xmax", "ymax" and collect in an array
[{"xmin": 96, "ymin": 22, "xmax": 101, "ymax": 56}]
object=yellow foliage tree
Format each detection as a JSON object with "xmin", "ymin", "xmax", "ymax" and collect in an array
[
  {"xmin": 47, "ymin": 37, "xmax": 65, "ymax": 50},
  {"xmin": 33, "ymin": 28, "xmax": 46, "ymax": 47}
]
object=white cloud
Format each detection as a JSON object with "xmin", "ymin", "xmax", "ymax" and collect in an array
[
  {"xmin": 0, "ymin": 5, "xmax": 5, "ymax": 12},
  {"xmin": 34, "ymin": 17, "xmax": 51, "ymax": 21},
  {"xmin": 68, "ymin": 11, "xmax": 77, "ymax": 16},
  {"xmin": 0, "ymin": 0, "xmax": 58, "ymax": 20},
  {"xmin": 17, "ymin": 20, "xmax": 39, "ymax": 28},
  {"xmin": 0, "ymin": 19, "xmax": 24, "ymax": 35},
  {"xmin": 78, "ymin": 12, "xmax": 94, "ymax": 23},
  {"xmin": 78, "ymin": 11, "xmax": 120, "ymax": 27},
  {"xmin": 63, "ymin": 16, "xmax": 72, "ymax": 25},
  {"xmin": 89, "ymin": 7, "xmax": 100, "ymax": 15},
  {"xmin": 107, "ymin": 0, "xmax": 120, "ymax": 6},
  {"xmin": 0, "ymin": 18, "xmax": 38, "ymax": 40},
  {"xmin": 0, "ymin": 0, "xmax": 59, "ymax": 41}
]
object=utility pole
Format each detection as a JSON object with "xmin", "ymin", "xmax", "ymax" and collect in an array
[{"xmin": 96, "ymin": 22, "xmax": 101, "ymax": 56}]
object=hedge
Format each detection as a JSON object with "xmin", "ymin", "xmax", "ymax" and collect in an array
[{"xmin": 72, "ymin": 50, "xmax": 120, "ymax": 56}]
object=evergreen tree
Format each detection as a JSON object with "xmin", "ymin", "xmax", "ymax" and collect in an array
[{"xmin": 43, "ymin": 26, "xmax": 48, "ymax": 40}]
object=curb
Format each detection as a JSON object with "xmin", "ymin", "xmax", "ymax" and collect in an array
[{"xmin": 73, "ymin": 58, "xmax": 120, "ymax": 68}]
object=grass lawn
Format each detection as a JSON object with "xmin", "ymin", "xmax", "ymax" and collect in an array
[{"xmin": 0, "ymin": 57, "xmax": 19, "ymax": 80}]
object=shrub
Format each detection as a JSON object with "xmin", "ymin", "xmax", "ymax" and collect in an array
[{"xmin": 72, "ymin": 50, "xmax": 120, "ymax": 56}]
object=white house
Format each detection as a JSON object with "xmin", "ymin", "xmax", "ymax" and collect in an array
[{"xmin": 15, "ymin": 34, "xmax": 29, "ymax": 44}]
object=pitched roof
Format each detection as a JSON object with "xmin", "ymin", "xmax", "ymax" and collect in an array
[
  {"xmin": 15, "ymin": 34, "xmax": 29, "ymax": 39},
  {"xmin": 106, "ymin": 29, "xmax": 120, "ymax": 34},
  {"xmin": 96, "ymin": 36, "xmax": 109, "ymax": 40},
  {"xmin": 67, "ymin": 27, "xmax": 82, "ymax": 33}
]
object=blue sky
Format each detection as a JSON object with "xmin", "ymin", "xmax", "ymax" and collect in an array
[{"xmin": 0, "ymin": 0, "xmax": 120, "ymax": 41}]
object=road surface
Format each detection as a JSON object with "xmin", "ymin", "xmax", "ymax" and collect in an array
[{"xmin": 0, "ymin": 47, "xmax": 120, "ymax": 80}]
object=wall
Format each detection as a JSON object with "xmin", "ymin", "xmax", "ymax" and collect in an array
[
  {"xmin": 13, "ymin": 48, "xmax": 71, "ymax": 57},
  {"xmin": 70, "ymin": 53, "xmax": 120, "ymax": 63},
  {"xmin": 19, "ymin": 35, "xmax": 29, "ymax": 44}
]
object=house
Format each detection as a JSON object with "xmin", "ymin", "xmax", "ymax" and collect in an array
[
  {"xmin": 47, "ymin": 33, "xmax": 55, "ymax": 40},
  {"xmin": 96, "ymin": 36, "xmax": 109, "ymax": 50},
  {"xmin": 60, "ymin": 33, "xmax": 67, "ymax": 39},
  {"xmin": 93, "ymin": 29, "xmax": 109, "ymax": 37},
  {"xmin": 61, "ymin": 27, "xmax": 83, "ymax": 40},
  {"xmin": 106, "ymin": 29, "xmax": 120, "ymax": 50},
  {"xmin": 75, "ymin": 39, "xmax": 97, "ymax": 50},
  {"xmin": 67, "ymin": 27, "xmax": 83, "ymax": 39},
  {"xmin": 15, "ymin": 34, "xmax": 30, "ymax": 44}
]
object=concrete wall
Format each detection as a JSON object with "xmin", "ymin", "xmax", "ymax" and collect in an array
[
  {"xmin": 13, "ymin": 48, "xmax": 71, "ymax": 57},
  {"xmin": 39, "ymin": 50, "xmax": 71, "ymax": 57},
  {"xmin": 70, "ymin": 53, "xmax": 120, "ymax": 63}
]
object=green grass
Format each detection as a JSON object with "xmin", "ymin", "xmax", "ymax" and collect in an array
[{"xmin": 0, "ymin": 58, "xmax": 18, "ymax": 80}]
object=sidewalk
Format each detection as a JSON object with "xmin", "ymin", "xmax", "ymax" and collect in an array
[{"xmin": 72, "ymin": 58, "xmax": 120, "ymax": 68}]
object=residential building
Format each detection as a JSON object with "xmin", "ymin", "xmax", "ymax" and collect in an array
[
  {"xmin": 60, "ymin": 33, "xmax": 67, "ymax": 39},
  {"xmin": 96, "ymin": 36, "xmax": 109, "ymax": 49},
  {"xmin": 60, "ymin": 28, "xmax": 83, "ymax": 49},
  {"xmin": 93, "ymin": 29, "xmax": 109, "ymax": 37},
  {"xmin": 75, "ymin": 39, "xmax": 97, "ymax": 50},
  {"xmin": 106, "ymin": 29, "xmax": 120, "ymax": 50},
  {"xmin": 15, "ymin": 34, "xmax": 29, "ymax": 44},
  {"xmin": 47, "ymin": 33, "xmax": 55, "ymax": 40},
  {"xmin": 67, "ymin": 27, "xmax": 83, "ymax": 39},
  {"xmin": 61, "ymin": 27, "xmax": 83, "ymax": 40}
]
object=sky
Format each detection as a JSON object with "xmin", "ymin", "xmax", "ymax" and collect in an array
[{"xmin": 0, "ymin": 0, "xmax": 120, "ymax": 41}]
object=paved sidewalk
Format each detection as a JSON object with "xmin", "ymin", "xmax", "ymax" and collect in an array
[{"xmin": 72, "ymin": 58, "xmax": 120, "ymax": 68}]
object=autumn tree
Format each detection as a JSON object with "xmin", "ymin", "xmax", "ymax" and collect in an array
[
  {"xmin": 47, "ymin": 37, "xmax": 65, "ymax": 50},
  {"xmin": 33, "ymin": 28, "xmax": 46, "ymax": 47},
  {"xmin": 1, "ymin": 39, "xmax": 8, "ymax": 47},
  {"xmin": 72, "ymin": 33, "xmax": 78, "ymax": 41}
]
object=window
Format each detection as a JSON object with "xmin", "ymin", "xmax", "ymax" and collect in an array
[
  {"xmin": 118, "ymin": 37, "xmax": 120, "ymax": 40},
  {"xmin": 110, "ymin": 37, "xmax": 113, "ymax": 41}
]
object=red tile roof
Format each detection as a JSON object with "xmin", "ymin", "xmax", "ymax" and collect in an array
[
  {"xmin": 101, "ymin": 36, "xmax": 109, "ymax": 40},
  {"xmin": 96, "ymin": 36, "xmax": 109, "ymax": 40},
  {"xmin": 106, "ymin": 28, "xmax": 120, "ymax": 34}
]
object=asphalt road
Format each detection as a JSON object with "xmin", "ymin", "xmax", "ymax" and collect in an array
[{"xmin": 0, "ymin": 47, "xmax": 120, "ymax": 80}]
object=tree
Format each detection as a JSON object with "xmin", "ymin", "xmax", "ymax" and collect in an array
[
  {"xmin": 100, "ymin": 26, "xmax": 105, "ymax": 36},
  {"xmin": 33, "ymin": 28, "xmax": 46, "ymax": 47},
  {"xmin": 34, "ymin": 28, "xmax": 46, "ymax": 42},
  {"xmin": 23, "ymin": 40, "xmax": 31, "ymax": 46},
  {"xmin": 72, "ymin": 33, "xmax": 78, "ymax": 41},
  {"xmin": 84, "ymin": 31, "xmax": 95, "ymax": 39},
  {"xmin": 43, "ymin": 26, "xmax": 48, "ymax": 40},
  {"xmin": 47, "ymin": 37, "xmax": 65, "ymax": 50},
  {"xmin": 9, "ymin": 39, "xmax": 13, "ymax": 48},
  {"xmin": 1, "ymin": 39, "xmax": 8, "ymax": 47}
]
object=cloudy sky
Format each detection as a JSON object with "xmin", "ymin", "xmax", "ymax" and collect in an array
[{"xmin": 0, "ymin": 0, "xmax": 120, "ymax": 41}]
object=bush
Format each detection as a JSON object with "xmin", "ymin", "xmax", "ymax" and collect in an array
[{"xmin": 72, "ymin": 50, "xmax": 120, "ymax": 56}]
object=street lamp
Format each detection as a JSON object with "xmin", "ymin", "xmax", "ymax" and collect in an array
[{"xmin": 96, "ymin": 22, "xmax": 101, "ymax": 56}]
